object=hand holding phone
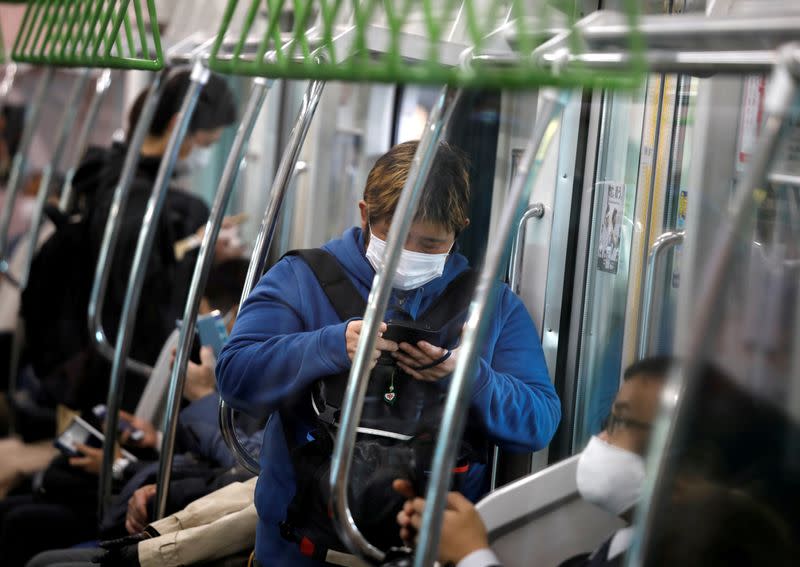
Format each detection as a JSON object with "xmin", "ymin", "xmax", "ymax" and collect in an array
[
  {"xmin": 55, "ymin": 416, "xmax": 137, "ymax": 461},
  {"xmin": 196, "ymin": 310, "xmax": 229, "ymax": 357},
  {"xmin": 93, "ymin": 405, "xmax": 145, "ymax": 443}
]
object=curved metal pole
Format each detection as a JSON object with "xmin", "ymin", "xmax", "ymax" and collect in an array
[
  {"xmin": 636, "ymin": 230, "xmax": 685, "ymax": 359},
  {"xmin": 508, "ymin": 202, "xmax": 545, "ymax": 294},
  {"xmin": 329, "ymin": 85, "xmax": 463, "ymax": 562},
  {"xmin": 491, "ymin": 201, "xmax": 545, "ymax": 491},
  {"xmin": 59, "ymin": 69, "xmax": 112, "ymax": 212},
  {"xmin": 16, "ymin": 69, "xmax": 91, "ymax": 289},
  {"xmin": 99, "ymin": 60, "xmax": 210, "ymax": 515},
  {"xmin": 0, "ymin": 63, "xmax": 18, "ymax": 108},
  {"xmin": 155, "ymin": 77, "xmax": 273, "ymax": 519},
  {"xmin": 218, "ymin": 78, "xmax": 326, "ymax": 475},
  {"xmin": 238, "ymin": 79, "xmax": 326, "ymax": 305},
  {"xmin": 0, "ymin": 68, "xmax": 53, "ymax": 270},
  {"xmin": 627, "ymin": 44, "xmax": 800, "ymax": 567},
  {"xmin": 87, "ymin": 71, "xmax": 171, "ymax": 379},
  {"xmin": 414, "ymin": 92, "xmax": 564, "ymax": 567}
]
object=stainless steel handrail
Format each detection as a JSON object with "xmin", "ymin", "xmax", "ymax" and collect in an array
[
  {"xmin": 508, "ymin": 202, "xmax": 545, "ymax": 294},
  {"xmin": 59, "ymin": 69, "xmax": 113, "ymax": 212},
  {"xmin": 87, "ymin": 70, "xmax": 171, "ymax": 379},
  {"xmin": 328, "ymin": 85, "xmax": 463, "ymax": 562},
  {"xmin": 414, "ymin": 91, "xmax": 564, "ymax": 567},
  {"xmin": 218, "ymin": 78, "xmax": 326, "ymax": 476},
  {"xmin": 491, "ymin": 202, "xmax": 545, "ymax": 491},
  {"xmin": 627, "ymin": 43, "xmax": 800, "ymax": 567},
  {"xmin": 0, "ymin": 68, "xmax": 53, "ymax": 274},
  {"xmin": 154, "ymin": 77, "xmax": 273, "ymax": 520},
  {"xmin": 0, "ymin": 63, "xmax": 18, "ymax": 105},
  {"xmin": 636, "ymin": 230, "xmax": 685, "ymax": 359},
  {"xmin": 99, "ymin": 59, "xmax": 211, "ymax": 514},
  {"xmin": 16, "ymin": 69, "xmax": 91, "ymax": 289}
]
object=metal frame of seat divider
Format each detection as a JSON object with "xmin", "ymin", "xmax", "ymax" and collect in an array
[
  {"xmin": 97, "ymin": 49, "xmax": 213, "ymax": 514},
  {"xmin": 0, "ymin": 67, "xmax": 54, "ymax": 281},
  {"xmin": 215, "ymin": 75, "xmax": 327, "ymax": 476},
  {"xmin": 152, "ymin": 75, "xmax": 275, "ymax": 519}
]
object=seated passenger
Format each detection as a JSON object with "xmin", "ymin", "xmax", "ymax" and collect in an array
[
  {"xmin": 0, "ymin": 260, "xmax": 257, "ymax": 567},
  {"xmin": 26, "ymin": 476, "xmax": 258, "ymax": 567},
  {"xmin": 395, "ymin": 357, "xmax": 672, "ymax": 567},
  {"xmin": 216, "ymin": 141, "xmax": 561, "ymax": 566},
  {"xmin": 20, "ymin": 69, "xmax": 240, "ymax": 414}
]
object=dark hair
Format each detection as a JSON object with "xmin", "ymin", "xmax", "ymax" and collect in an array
[
  {"xmin": 204, "ymin": 259, "xmax": 250, "ymax": 313},
  {"xmin": 363, "ymin": 141, "xmax": 471, "ymax": 235},
  {"xmin": 127, "ymin": 70, "xmax": 237, "ymax": 142},
  {"xmin": 623, "ymin": 356, "xmax": 675, "ymax": 382}
]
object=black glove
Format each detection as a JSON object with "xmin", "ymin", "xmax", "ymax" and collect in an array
[
  {"xmin": 99, "ymin": 525, "xmax": 159, "ymax": 551},
  {"xmin": 92, "ymin": 544, "xmax": 141, "ymax": 567}
]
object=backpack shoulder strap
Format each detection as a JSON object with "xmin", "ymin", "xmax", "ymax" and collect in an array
[
  {"xmin": 420, "ymin": 269, "xmax": 478, "ymax": 330},
  {"xmin": 284, "ymin": 249, "xmax": 367, "ymax": 321}
]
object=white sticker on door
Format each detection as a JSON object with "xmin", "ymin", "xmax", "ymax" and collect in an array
[{"xmin": 596, "ymin": 182, "xmax": 625, "ymax": 275}]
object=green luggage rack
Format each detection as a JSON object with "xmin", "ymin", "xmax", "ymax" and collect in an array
[
  {"xmin": 11, "ymin": 0, "xmax": 163, "ymax": 70},
  {"xmin": 208, "ymin": 0, "xmax": 645, "ymax": 89}
]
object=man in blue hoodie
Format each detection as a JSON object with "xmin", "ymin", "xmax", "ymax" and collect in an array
[{"xmin": 216, "ymin": 141, "xmax": 561, "ymax": 566}]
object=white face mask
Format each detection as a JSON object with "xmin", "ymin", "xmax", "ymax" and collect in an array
[
  {"xmin": 576, "ymin": 436, "xmax": 646, "ymax": 516},
  {"xmin": 186, "ymin": 146, "xmax": 214, "ymax": 171},
  {"xmin": 365, "ymin": 231, "xmax": 450, "ymax": 291}
]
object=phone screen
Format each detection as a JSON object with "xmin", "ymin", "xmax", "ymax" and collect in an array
[
  {"xmin": 55, "ymin": 417, "xmax": 104, "ymax": 457},
  {"xmin": 196, "ymin": 310, "xmax": 229, "ymax": 357},
  {"xmin": 54, "ymin": 416, "xmax": 137, "ymax": 461}
]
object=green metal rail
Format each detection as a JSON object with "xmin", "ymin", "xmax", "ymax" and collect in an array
[
  {"xmin": 12, "ymin": 0, "xmax": 163, "ymax": 70},
  {"xmin": 208, "ymin": 0, "xmax": 645, "ymax": 89}
]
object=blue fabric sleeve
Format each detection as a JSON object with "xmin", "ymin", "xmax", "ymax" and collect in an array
[
  {"xmin": 467, "ymin": 287, "xmax": 561, "ymax": 452},
  {"xmin": 216, "ymin": 257, "xmax": 351, "ymax": 418},
  {"xmin": 177, "ymin": 393, "xmax": 264, "ymax": 468}
]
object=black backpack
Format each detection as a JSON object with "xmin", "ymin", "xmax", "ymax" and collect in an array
[{"xmin": 279, "ymin": 249, "xmax": 485, "ymax": 562}]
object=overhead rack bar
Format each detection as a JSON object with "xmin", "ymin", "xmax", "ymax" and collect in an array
[
  {"xmin": 208, "ymin": 0, "xmax": 646, "ymax": 89},
  {"xmin": 11, "ymin": 0, "xmax": 164, "ymax": 71}
]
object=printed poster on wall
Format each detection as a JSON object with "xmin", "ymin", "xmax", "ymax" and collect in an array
[{"xmin": 596, "ymin": 182, "xmax": 625, "ymax": 274}]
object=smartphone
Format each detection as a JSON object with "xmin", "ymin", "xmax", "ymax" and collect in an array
[
  {"xmin": 196, "ymin": 310, "xmax": 229, "ymax": 357},
  {"xmin": 54, "ymin": 416, "xmax": 137, "ymax": 461},
  {"xmin": 92, "ymin": 405, "xmax": 144, "ymax": 443},
  {"xmin": 383, "ymin": 321, "xmax": 441, "ymax": 346}
]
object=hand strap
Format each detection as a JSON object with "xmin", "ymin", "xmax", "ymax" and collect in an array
[{"xmin": 413, "ymin": 350, "xmax": 451, "ymax": 371}]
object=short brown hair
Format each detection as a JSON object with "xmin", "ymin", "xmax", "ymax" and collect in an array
[{"xmin": 363, "ymin": 141, "xmax": 470, "ymax": 235}]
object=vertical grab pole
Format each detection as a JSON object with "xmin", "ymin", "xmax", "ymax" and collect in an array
[
  {"xmin": 414, "ymin": 92, "xmax": 564, "ymax": 567},
  {"xmin": 218, "ymin": 78, "xmax": 326, "ymax": 474},
  {"xmin": 627, "ymin": 45, "xmax": 800, "ymax": 567},
  {"xmin": 0, "ymin": 68, "xmax": 53, "ymax": 272},
  {"xmin": 98, "ymin": 60, "xmax": 210, "ymax": 515},
  {"xmin": 59, "ymin": 69, "xmax": 113, "ymax": 212},
  {"xmin": 154, "ymin": 77, "xmax": 273, "ymax": 520},
  {"xmin": 87, "ymin": 70, "xmax": 169, "ymax": 379},
  {"xmin": 636, "ymin": 230, "xmax": 684, "ymax": 359},
  {"xmin": 329, "ymin": 86, "xmax": 463, "ymax": 562},
  {"xmin": 18, "ymin": 69, "xmax": 91, "ymax": 289}
]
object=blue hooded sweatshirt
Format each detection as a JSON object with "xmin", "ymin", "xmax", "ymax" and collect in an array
[{"xmin": 217, "ymin": 227, "xmax": 560, "ymax": 566}]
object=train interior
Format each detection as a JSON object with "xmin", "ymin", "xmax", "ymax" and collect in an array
[{"xmin": 0, "ymin": 0, "xmax": 798, "ymax": 566}]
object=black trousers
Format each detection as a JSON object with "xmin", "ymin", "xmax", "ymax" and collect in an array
[{"xmin": 0, "ymin": 494, "xmax": 97, "ymax": 567}]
